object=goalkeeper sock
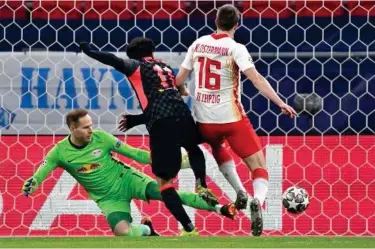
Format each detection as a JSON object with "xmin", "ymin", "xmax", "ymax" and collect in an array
[
  {"xmin": 126, "ymin": 224, "xmax": 151, "ymax": 236},
  {"xmin": 187, "ymin": 146, "xmax": 208, "ymax": 188},
  {"xmin": 177, "ymin": 191, "xmax": 217, "ymax": 212},
  {"xmin": 161, "ymin": 185, "xmax": 195, "ymax": 232},
  {"xmin": 252, "ymin": 168, "xmax": 269, "ymax": 206},
  {"xmin": 219, "ymin": 160, "xmax": 246, "ymax": 194}
]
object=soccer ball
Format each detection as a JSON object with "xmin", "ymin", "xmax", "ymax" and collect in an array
[{"xmin": 282, "ymin": 186, "xmax": 310, "ymax": 214}]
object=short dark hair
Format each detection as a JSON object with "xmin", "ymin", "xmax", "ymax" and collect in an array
[
  {"xmin": 66, "ymin": 109, "xmax": 88, "ymax": 128},
  {"xmin": 126, "ymin": 37, "xmax": 155, "ymax": 60},
  {"xmin": 216, "ymin": 4, "xmax": 240, "ymax": 31}
]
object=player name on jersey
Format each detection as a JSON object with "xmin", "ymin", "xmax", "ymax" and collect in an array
[{"xmin": 193, "ymin": 44, "xmax": 229, "ymax": 56}]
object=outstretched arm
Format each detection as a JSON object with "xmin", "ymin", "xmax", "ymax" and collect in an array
[
  {"xmin": 115, "ymin": 141, "xmax": 151, "ymax": 164},
  {"xmin": 22, "ymin": 147, "xmax": 60, "ymax": 196},
  {"xmin": 233, "ymin": 44, "xmax": 297, "ymax": 118},
  {"xmin": 80, "ymin": 42, "xmax": 140, "ymax": 77},
  {"xmin": 99, "ymin": 130, "xmax": 151, "ymax": 164},
  {"xmin": 243, "ymin": 67, "xmax": 297, "ymax": 118},
  {"xmin": 80, "ymin": 42, "xmax": 127, "ymax": 72}
]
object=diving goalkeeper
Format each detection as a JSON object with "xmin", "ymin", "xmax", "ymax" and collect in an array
[{"xmin": 22, "ymin": 109, "xmax": 236, "ymax": 236}]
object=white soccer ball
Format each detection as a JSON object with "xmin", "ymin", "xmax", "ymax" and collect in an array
[{"xmin": 282, "ymin": 186, "xmax": 310, "ymax": 214}]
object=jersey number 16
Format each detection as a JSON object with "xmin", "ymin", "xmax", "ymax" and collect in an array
[{"xmin": 197, "ymin": 57, "xmax": 221, "ymax": 90}]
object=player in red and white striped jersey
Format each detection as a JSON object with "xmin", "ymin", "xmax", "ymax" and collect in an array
[{"xmin": 176, "ymin": 4, "xmax": 297, "ymax": 236}]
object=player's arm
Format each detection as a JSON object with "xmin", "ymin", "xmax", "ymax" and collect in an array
[
  {"xmin": 99, "ymin": 130, "xmax": 151, "ymax": 164},
  {"xmin": 115, "ymin": 141, "xmax": 151, "ymax": 164},
  {"xmin": 175, "ymin": 44, "xmax": 194, "ymax": 96},
  {"xmin": 118, "ymin": 113, "xmax": 145, "ymax": 132},
  {"xmin": 79, "ymin": 42, "xmax": 138, "ymax": 76},
  {"xmin": 234, "ymin": 45, "xmax": 297, "ymax": 118},
  {"xmin": 22, "ymin": 146, "xmax": 60, "ymax": 196}
]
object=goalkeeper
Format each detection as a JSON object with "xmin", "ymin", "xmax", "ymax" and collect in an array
[{"xmin": 22, "ymin": 109, "xmax": 236, "ymax": 237}]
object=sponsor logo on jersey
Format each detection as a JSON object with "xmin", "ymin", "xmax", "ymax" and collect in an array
[
  {"xmin": 92, "ymin": 149, "xmax": 102, "ymax": 157},
  {"xmin": 76, "ymin": 163, "xmax": 101, "ymax": 173}
]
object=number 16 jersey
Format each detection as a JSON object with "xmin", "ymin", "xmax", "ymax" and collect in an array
[{"xmin": 181, "ymin": 33, "xmax": 255, "ymax": 124}]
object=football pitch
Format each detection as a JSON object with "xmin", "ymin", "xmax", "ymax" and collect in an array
[{"xmin": 0, "ymin": 236, "xmax": 374, "ymax": 248}]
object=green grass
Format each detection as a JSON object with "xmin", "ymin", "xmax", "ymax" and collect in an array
[{"xmin": 0, "ymin": 236, "xmax": 374, "ymax": 248}]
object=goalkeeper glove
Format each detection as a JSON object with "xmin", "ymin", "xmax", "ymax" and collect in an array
[{"xmin": 22, "ymin": 177, "xmax": 38, "ymax": 197}]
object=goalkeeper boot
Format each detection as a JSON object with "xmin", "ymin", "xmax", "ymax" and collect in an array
[
  {"xmin": 196, "ymin": 185, "xmax": 219, "ymax": 206},
  {"xmin": 250, "ymin": 198, "xmax": 263, "ymax": 236},
  {"xmin": 179, "ymin": 228, "xmax": 199, "ymax": 236},
  {"xmin": 235, "ymin": 190, "xmax": 248, "ymax": 210},
  {"xmin": 141, "ymin": 217, "xmax": 159, "ymax": 236},
  {"xmin": 220, "ymin": 203, "xmax": 238, "ymax": 220}
]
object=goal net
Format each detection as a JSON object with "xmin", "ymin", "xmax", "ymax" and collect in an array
[{"xmin": 0, "ymin": 0, "xmax": 374, "ymax": 236}]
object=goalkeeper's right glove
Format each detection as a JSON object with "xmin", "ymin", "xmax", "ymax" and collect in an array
[{"xmin": 22, "ymin": 177, "xmax": 38, "ymax": 197}]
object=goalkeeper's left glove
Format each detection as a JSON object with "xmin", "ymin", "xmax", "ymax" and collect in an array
[{"xmin": 22, "ymin": 177, "xmax": 39, "ymax": 197}]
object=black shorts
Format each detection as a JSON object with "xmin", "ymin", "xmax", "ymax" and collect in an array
[{"xmin": 150, "ymin": 115, "xmax": 201, "ymax": 180}]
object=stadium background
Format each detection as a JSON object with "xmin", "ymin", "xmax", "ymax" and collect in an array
[{"xmin": 0, "ymin": 0, "xmax": 374, "ymax": 237}]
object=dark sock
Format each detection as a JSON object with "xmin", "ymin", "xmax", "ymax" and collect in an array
[
  {"xmin": 161, "ymin": 187, "xmax": 195, "ymax": 232},
  {"xmin": 187, "ymin": 146, "xmax": 208, "ymax": 188}
]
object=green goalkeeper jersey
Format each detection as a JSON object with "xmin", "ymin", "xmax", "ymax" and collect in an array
[{"xmin": 32, "ymin": 130, "xmax": 151, "ymax": 201}]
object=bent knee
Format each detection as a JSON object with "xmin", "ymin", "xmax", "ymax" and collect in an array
[
  {"xmin": 243, "ymin": 150, "xmax": 266, "ymax": 170},
  {"xmin": 113, "ymin": 220, "xmax": 130, "ymax": 236},
  {"xmin": 212, "ymin": 146, "xmax": 233, "ymax": 165}
]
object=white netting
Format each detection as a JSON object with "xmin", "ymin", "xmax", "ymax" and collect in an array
[{"xmin": 0, "ymin": 0, "xmax": 374, "ymax": 236}]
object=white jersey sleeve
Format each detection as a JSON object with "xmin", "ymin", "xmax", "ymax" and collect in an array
[
  {"xmin": 181, "ymin": 43, "xmax": 195, "ymax": 70},
  {"xmin": 232, "ymin": 44, "xmax": 255, "ymax": 72}
]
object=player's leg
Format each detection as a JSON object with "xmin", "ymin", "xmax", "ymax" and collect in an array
[
  {"xmin": 179, "ymin": 115, "xmax": 218, "ymax": 205},
  {"xmin": 225, "ymin": 118, "xmax": 267, "ymax": 236},
  {"xmin": 150, "ymin": 118, "xmax": 198, "ymax": 235},
  {"xmin": 225, "ymin": 118, "xmax": 268, "ymax": 206},
  {"xmin": 98, "ymin": 200, "xmax": 155, "ymax": 236},
  {"xmin": 198, "ymin": 122, "xmax": 248, "ymax": 209},
  {"xmin": 144, "ymin": 181, "xmax": 237, "ymax": 220}
]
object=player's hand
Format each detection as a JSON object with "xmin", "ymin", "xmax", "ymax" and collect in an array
[
  {"xmin": 79, "ymin": 42, "xmax": 90, "ymax": 53},
  {"xmin": 22, "ymin": 177, "xmax": 38, "ymax": 197},
  {"xmin": 178, "ymin": 85, "xmax": 189, "ymax": 96},
  {"xmin": 181, "ymin": 88, "xmax": 190, "ymax": 96},
  {"xmin": 118, "ymin": 114, "xmax": 128, "ymax": 132},
  {"xmin": 279, "ymin": 103, "xmax": 297, "ymax": 118}
]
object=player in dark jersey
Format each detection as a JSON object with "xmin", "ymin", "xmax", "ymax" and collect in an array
[{"xmin": 80, "ymin": 37, "xmax": 218, "ymax": 236}]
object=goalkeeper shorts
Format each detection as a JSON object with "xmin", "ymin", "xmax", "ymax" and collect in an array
[{"xmin": 96, "ymin": 168, "xmax": 154, "ymax": 230}]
